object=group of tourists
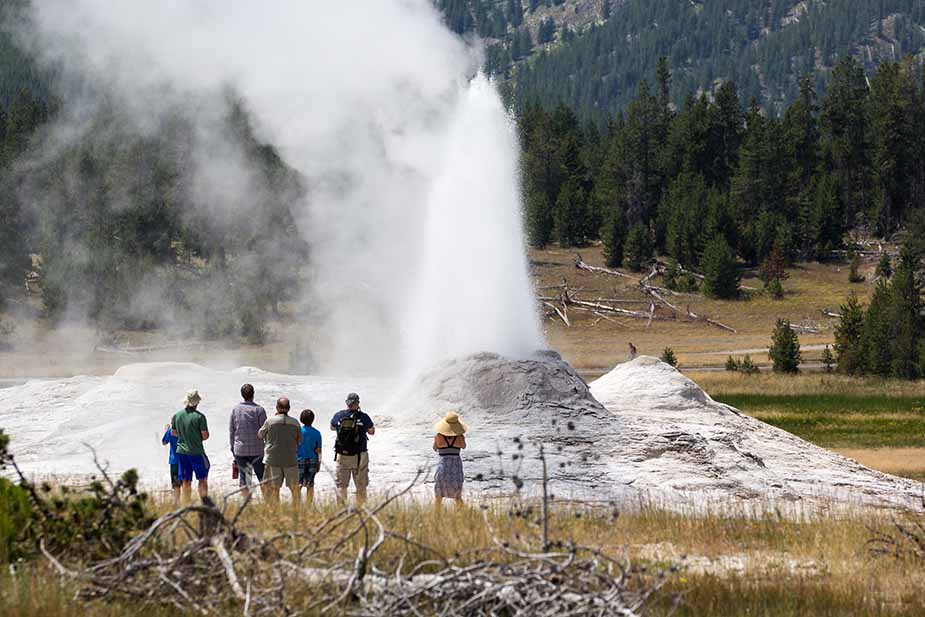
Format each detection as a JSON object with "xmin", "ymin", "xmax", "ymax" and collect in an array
[{"xmin": 161, "ymin": 385, "xmax": 469, "ymax": 507}]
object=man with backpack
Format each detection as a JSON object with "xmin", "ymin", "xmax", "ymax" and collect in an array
[{"xmin": 330, "ymin": 392, "xmax": 375, "ymax": 504}]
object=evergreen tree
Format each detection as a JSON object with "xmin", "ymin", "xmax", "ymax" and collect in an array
[
  {"xmin": 623, "ymin": 223, "xmax": 653, "ymax": 272},
  {"xmin": 601, "ymin": 206, "xmax": 626, "ymax": 267},
  {"xmin": 759, "ymin": 243, "xmax": 789, "ymax": 299},
  {"xmin": 875, "ymin": 254, "xmax": 892, "ymax": 279},
  {"xmin": 888, "ymin": 248, "xmax": 923, "ymax": 379},
  {"xmin": 660, "ymin": 347, "xmax": 678, "ymax": 367},
  {"xmin": 554, "ymin": 179, "xmax": 588, "ymax": 247},
  {"xmin": 538, "ymin": 17, "xmax": 556, "ymax": 44},
  {"xmin": 701, "ymin": 235, "xmax": 740, "ymax": 299},
  {"xmin": 508, "ymin": 0, "xmax": 523, "ymax": 27},
  {"xmin": 862, "ymin": 279, "xmax": 894, "ymax": 376},
  {"xmin": 769, "ymin": 319, "xmax": 801, "ymax": 374},
  {"xmin": 848, "ymin": 251, "xmax": 865, "ymax": 283},
  {"xmin": 834, "ymin": 292, "xmax": 865, "ymax": 375},
  {"xmin": 664, "ymin": 171, "xmax": 708, "ymax": 268}
]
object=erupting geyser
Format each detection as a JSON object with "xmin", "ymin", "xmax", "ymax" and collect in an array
[{"xmin": 21, "ymin": 0, "xmax": 542, "ymax": 375}]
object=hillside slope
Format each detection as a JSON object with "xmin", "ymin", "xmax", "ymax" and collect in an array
[{"xmin": 439, "ymin": 0, "xmax": 925, "ymax": 121}]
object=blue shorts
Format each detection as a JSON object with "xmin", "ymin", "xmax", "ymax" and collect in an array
[
  {"xmin": 298, "ymin": 459, "xmax": 320, "ymax": 487},
  {"xmin": 177, "ymin": 453, "xmax": 210, "ymax": 481}
]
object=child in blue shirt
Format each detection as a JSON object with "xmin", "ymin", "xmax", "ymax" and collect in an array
[
  {"xmin": 297, "ymin": 409, "xmax": 323, "ymax": 505},
  {"xmin": 162, "ymin": 422, "xmax": 180, "ymax": 503}
]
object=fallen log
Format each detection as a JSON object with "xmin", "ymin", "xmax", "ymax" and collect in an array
[{"xmin": 574, "ymin": 254, "xmax": 640, "ymax": 282}]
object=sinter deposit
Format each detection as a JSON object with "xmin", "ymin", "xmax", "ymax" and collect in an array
[{"xmin": 1, "ymin": 355, "xmax": 921, "ymax": 510}]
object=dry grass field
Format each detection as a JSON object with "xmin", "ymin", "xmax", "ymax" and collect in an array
[
  {"xmin": 531, "ymin": 245, "xmax": 872, "ymax": 375},
  {"xmin": 4, "ymin": 496, "xmax": 925, "ymax": 616}
]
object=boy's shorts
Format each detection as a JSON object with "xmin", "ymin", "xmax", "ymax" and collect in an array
[
  {"xmin": 298, "ymin": 459, "xmax": 320, "ymax": 487},
  {"xmin": 169, "ymin": 463, "xmax": 181, "ymax": 488},
  {"xmin": 177, "ymin": 453, "xmax": 210, "ymax": 481}
]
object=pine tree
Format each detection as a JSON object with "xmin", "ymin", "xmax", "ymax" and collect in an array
[
  {"xmin": 623, "ymin": 223, "xmax": 653, "ymax": 272},
  {"xmin": 862, "ymin": 280, "xmax": 894, "ymax": 376},
  {"xmin": 725, "ymin": 355, "xmax": 739, "ymax": 372},
  {"xmin": 601, "ymin": 206, "xmax": 626, "ymax": 267},
  {"xmin": 508, "ymin": 0, "xmax": 523, "ymax": 27},
  {"xmin": 701, "ymin": 235, "xmax": 740, "ymax": 299},
  {"xmin": 888, "ymin": 248, "xmax": 923, "ymax": 379},
  {"xmin": 875, "ymin": 254, "xmax": 892, "ymax": 279},
  {"xmin": 538, "ymin": 17, "xmax": 556, "ymax": 44},
  {"xmin": 834, "ymin": 292, "xmax": 865, "ymax": 375},
  {"xmin": 740, "ymin": 354, "xmax": 760, "ymax": 375},
  {"xmin": 769, "ymin": 319, "xmax": 801, "ymax": 374},
  {"xmin": 759, "ymin": 243, "xmax": 789, "ymax": 298},
  {"xmin": 554, "ymin": 180, "xmax": 587, "ymax": 247},
  {"xmin": 664, "ymin": 171, "xmax": 708, "ymax": 268},
  {"xmin": 660, "ymin": 347, "xmax": 678, "ymax": 367},
  {"xmin": 848, "ymin": 252, "xmax": 865, "ymax": 283}
]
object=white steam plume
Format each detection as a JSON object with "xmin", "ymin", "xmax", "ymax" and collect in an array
[{"xmin": 23, "ymin": 0, "xmax": 543, "ymax": 374}]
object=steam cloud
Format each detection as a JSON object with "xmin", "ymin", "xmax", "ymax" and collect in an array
[{"xmin": 18, "ymin": 0, "xmax": 543, "ymax": 374}]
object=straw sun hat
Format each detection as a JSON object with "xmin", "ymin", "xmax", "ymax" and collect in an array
[
  {"xmin": 434, "ymin": 412, "xmax": 468, "ymax": 436},
  {"xmin": 183, "ymin": 389, "xmax": 202, "ymax": 407}
]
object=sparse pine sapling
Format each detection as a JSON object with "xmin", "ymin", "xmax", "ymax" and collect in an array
[
  {"xmin": 769, "ymin": 319, "xmax": 802, "ymax": 374},
  {"xmin": 725, "ymin": 355, "xmax": 739, "ymax": 372},
  {"xmin": 822, "ymin": 345, "xmax": 836, "ymax": 373},
  {"xmin": 875, "ymin": 254, "xmax": 892, "ymax": 279},
  {"xmin": 660, "ymin": 347, "xmax": 678, "ymax": 367},
  {"xmin": 834, "ymin": 292, "xmax": 865, "ymax": 374},
  {"xmin": 740, "ymin": 354, "xmax": 760, "ymax": 375},
  {"xmin": 848, "ymin": 251, "xmax": 865, "ymax": 283}
]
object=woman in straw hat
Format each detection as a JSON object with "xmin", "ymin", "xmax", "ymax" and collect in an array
[{"xmin": 433, "ymin": 411, "xmax": 467, "ymax": 508}]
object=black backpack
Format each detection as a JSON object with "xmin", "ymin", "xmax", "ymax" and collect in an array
[{"xmin": 334, "ymin": 411, "xmax": 363, "ymax": 456}]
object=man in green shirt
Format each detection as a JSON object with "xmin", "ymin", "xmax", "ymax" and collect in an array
[{"xmin": 171, "ymin": 390, "xmax": 211, "ymax": 501}]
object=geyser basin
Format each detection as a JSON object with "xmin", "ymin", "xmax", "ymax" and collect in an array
[{"xmin": 1, "ymin": 355, "xmax": 921, "ymax": 510}]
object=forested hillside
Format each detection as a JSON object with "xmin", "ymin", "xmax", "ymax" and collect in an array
[{"xmin": 438, "ymin": 0, "xmax": 925, "ymax": 122}]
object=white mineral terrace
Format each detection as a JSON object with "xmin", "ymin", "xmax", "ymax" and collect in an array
[{"xmin": 1, "ymin": 354, "xmax": 921, "ymax": 512}]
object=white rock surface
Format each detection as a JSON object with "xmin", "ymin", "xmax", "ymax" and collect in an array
[{"xmin": 1, "ymin": 355, "xmax": 921, "ymax": 511}]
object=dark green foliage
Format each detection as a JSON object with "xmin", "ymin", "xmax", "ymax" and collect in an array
[
  {"xmin": 0, "ymin": 478, "xmax": 30, "ymax": 563},
  {"xmin": 538, "ymin": 17, "xmax": 556, "ymax": 44},
  {"xmin": 663, "ymin": 259, "xmax": 699, "ymax": 293},
  {"xmin": 875, "ymin": 254, "xmax": 893, "ymax": 279},
  {"xmin": 740, "ymin": 354, "xmax": 760, "ymax": 375},
  {"xmin": 600, "ymin": 205, "xmax": 626, "ymax": 267},
  {"xmin": 863, "ymin": 280, "xmax": 895, "ymax": 376},
  {"xmin": 769, "ymin": 319, "xmax": 801, "ymax": 374},
  {"xmin": 701, "ymin": 235, "xmax": 740, "ymax": 299},
  {"xmin": 834, "ymin": 292, "xmax": 866, "ymax": 375},
  {"xmin": 0, "ymin": 430, "xmax": 153, "ymax": 563},
  {"xmin": 725, "ymin": 355, "xmax": 739, "ymax": 372},
  {"xmin": 848, "ymin": 252, "xmax": 865, "ymax": 283},
  {"xmin": 841, "ymin": 247, "xmax": 925, "ymax": 380},
  {"xmin": 623, "ymin": 223, "xmax": 653, "ymax": 272},
  {"xmin": 660, "ymin": 347, "xmax": 678, "ymax": 367}
]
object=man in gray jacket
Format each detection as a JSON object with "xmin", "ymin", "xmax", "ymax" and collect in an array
[{"xmin": 258, "ymin": 397, "xmax": 303, "ymax": 506}]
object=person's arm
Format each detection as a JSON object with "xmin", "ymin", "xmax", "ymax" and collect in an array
[
  {"xmin": 366, "ymin": 414, "xmax": 375, "ymax": 436},
  {"xmin": 200, "ymin": 415, "xmax": 210, "ymax": 442},
  {"xmin": 258, "ymin": 419, "xmax": 268, "ymax": 441},
  {"xmin": 162, "ymin": 425, "xmax": 172, "ymax": 445},
  {"xmin": 330, "ymin": 413, "xmax": 338, "ymax": 431},
  {"xmin": 296, "ymin": 424, "xmax": 304, "ymax": 446},
  {"xmin": 229, "ymin": 411, "xmax": 236, "ymax": 452},
  {"xmin": 458, "ymin": 435, "xmax": 467, "ymax": 449}
]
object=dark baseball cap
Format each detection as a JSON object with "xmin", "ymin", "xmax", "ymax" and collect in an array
[{"xmin": 346, "ymin": 392, "xmax": 360, "ymax": 404}]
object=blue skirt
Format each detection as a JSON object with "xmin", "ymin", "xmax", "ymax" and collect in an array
[{"xmin": 434, "ymin": 455, "xmax": 464, "ymax": 498}]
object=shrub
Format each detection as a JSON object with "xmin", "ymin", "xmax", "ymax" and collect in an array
[
  {"xmin": 875, "ymin": 254, "xmax": 892, "ymax": 279},
  {"xmin": 0, "ymin": 478, "xmax": 31, "ymax": 563},
  {"xmin": 660, "ymin": 347, "xmax": 678, "ymax": 367},
  {"xmin": 725, "ymin": 356, "xmax": 739, "ymax": 372},
  {"xmin": 740, "ymin": 354, "xmax": 760, "ymax": 375},
  {"xmin": 822, "ymin": 345, "xmax": 835, "ymax": 373},
  {"xmin": 848, "ymin": 252, "xmax": 865, "ymax": 283},
  {"xmin": 766, "ymin": 278, "xmax": 784, "ymax": 300},
  {"xmin": 769, "ymin": 319, "xmax": 802, "ymax": 374}
]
